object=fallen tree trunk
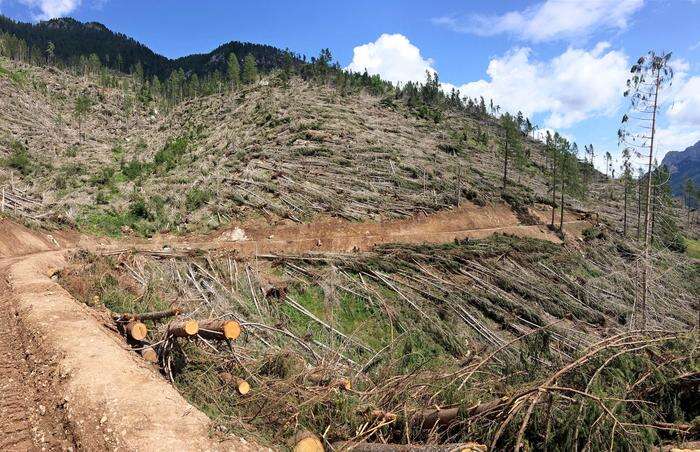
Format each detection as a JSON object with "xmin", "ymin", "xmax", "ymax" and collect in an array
[
  {"xmin": 331, "ymin": 442, "xmax": 486, "ymax": 452},
  {"xmin": 367, "ymin": 409, "xmax": 398, "ymax": 422},
  {"xmin": 125, "ymin": 321, "xmax": 148, "ymax": 341},
  {"xmin": 115, "ymin": 307, "xmax": 182, "ymax": 322},
  {"xmin": 411, "ymin": 407, "xmax": 459, "ymax": 429},
  {"xmin": 167, "ymin": 320, "xmax": 199, "ymax": 337},
  {"xmin": 307, "ymin": 372, "xmax": 352, "ymax": 391},
  {"xmin": 198, "ymin": 319, "xmax": 241, "ymax": 340},
  {"xmin": 411, "ymin": 397, "xmax": 508, "ymax": 430},
  {"xmin": 218, "ymin": 372, "xmax": 250, "ymax": 395}
]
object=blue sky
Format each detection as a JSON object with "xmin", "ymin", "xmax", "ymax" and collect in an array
[{"xmin": 2, "ymin": 0, "xmax": 699, "ymax": 170}]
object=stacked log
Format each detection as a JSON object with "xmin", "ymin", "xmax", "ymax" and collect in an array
[
  {"xmin": 331, "ymin": 442, "xmax": 486, "ymax": 451},
  {"xmin": 198, "ymin": 319, "xmax": 241, "ymax": 340},
  {"xmin": 139, "ymin": 346, "xmax": 158, "ymax": 363},
  {"xmin": 125, "ymin": 321, "xmax": 148, "ymax": 341},
  {"xmin": 167, "ymin": 320, "xmax": 199, "ymax": 337}
]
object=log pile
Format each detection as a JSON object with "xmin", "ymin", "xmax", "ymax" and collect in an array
[{"xmin": 112, "ymin": 308, "xmax": 244, "ymax": 374}]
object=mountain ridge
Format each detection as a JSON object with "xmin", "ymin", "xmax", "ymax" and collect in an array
[
  {"xmin": 0, "ymin": 15, "xmax": 303, "ymax": 78},
  {"xmin": 661, "ymin": 140, "xmax": 700, "ymax": 201}
]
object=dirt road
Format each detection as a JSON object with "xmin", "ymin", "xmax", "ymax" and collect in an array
[
  {"xmin": 0, "ymin": 263, "xmax": 76, "ymax": 451},
  {"xmin": 103, "ymin": 201, "xmax": 590, "ymax": 256}
]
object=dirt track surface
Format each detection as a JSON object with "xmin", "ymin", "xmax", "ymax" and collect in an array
[
  {"xmin": 0, "ymin": 262, "xmax": 76, "ymax": 451},
  {"xmin": 0, "ymin": 202, "xmax": 590, "ymax": 451},
  {"xmin": 106, "ymin": 201, "xmax": 590, "ymax": 256}
]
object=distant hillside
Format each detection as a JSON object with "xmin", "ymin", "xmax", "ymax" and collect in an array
[
  {"xmin": 662, "ymin": 140, "xmax": 700, "ymax": 203},
  {"xmin": 0, "ymin": 15, "xmax": 302, "ymax": 78}
]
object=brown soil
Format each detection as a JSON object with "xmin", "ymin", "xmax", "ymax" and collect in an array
[{"xmin": 0, "ymin": 259, "xmax": 77, "ymax": 451}]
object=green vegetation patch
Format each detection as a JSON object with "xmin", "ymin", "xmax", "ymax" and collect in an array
[{"xmin": 685, "ymin": 238, "xmax": 700, "ymax": 259}]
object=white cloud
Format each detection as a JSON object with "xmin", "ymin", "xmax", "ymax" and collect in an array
[
  {"xmin": 454, "ymin": 42, "xmax": 628, "ymax": 128},
  {"xmin": 666, "ymin": 76, "xmax": 700, "ymax": 127},
  {"xmin": 346, "ymin": 33, "xmax": 436, "ymax": 85},
  {"xmin": 18, "ymin": 0, "xmax": 80, "ymax": 20},
  {"xmin": 653, "ymin": 74, "xmax": 700, "ymax": 156},
  {"xmin": 434, "ymin": 0, "xmax": 644, "ymax": 42}
]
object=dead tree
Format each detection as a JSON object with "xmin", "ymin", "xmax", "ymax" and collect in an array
[{"xmin": 619, "ymin": 51, "xmax": 674, "ymax": 329}]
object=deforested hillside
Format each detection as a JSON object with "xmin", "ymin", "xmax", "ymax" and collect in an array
[
  {"xmin": 1, "ymin": 22, "xmax": 698, "ymax": 452},
  {"xmin": 1, "ymin": 56, "xmax": 561, "ymax": 236}
]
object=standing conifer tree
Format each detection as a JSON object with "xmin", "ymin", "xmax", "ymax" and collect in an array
[
  {"xmin": 242, "ymin": 53, "xmax": 258, "ymax": 84},
  {"xmin": 227, "ymin": 52, "xmax": 240, "ymax": 89},
  {"xmin": 500, "ymin": 113, "xmax": 522, "ymax": 192},
  {"xmin": 74, "ymin": 94, "xmax": 92, "ymax": 142}
]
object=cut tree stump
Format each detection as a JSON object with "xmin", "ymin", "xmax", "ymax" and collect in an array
[
  {"xmin": 125, "ymin": 321, "xmax": 148, "ymax": 341},
  {"xmin": 291, "ymin": 430, "xmax": 324, "ymax": 452},
  {"xmin": 198, "ymin": 319, "xmax": 241, "ymax": 340},
  {"xmin": 167, "ymin": 320, "xmax": 199, "ymax": 337},
  {"xmin": 218, "ymin": 372, "xmax": 250, "ymax": 395}
]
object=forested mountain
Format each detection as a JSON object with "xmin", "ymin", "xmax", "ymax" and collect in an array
[
  {"xmin": 0, "ymin": 15, "xmax": 302, "ymax": 78},
  {"xmin": 172, "ymin": 41, "xmax": 305, "ymax": 77}
]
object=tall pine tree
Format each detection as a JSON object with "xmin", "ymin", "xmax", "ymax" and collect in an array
[{"xmin": 242, "ymin": 53, "xmax": 258, "ymax": 84}]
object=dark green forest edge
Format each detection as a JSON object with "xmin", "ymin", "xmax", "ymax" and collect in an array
[{"xmin": 2, "ymin": 15, "xmax": 699, "ymax": 451}]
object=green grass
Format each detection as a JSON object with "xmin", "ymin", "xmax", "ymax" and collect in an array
[
  {"xmin": 76, "ymin": 196, "xmax": 170, "ymax": 237},
  {"xmin": 685, "ymin": 238, "xmax": 700, "ymax": 259}
]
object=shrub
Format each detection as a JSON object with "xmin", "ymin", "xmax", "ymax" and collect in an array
[
  {"xmin": 185, "ymin": 188, "xmax": 212, "ymax": 210},
  {"xmin": 4, "ymin": 142, "xmax": 32, "ymax": 175},
  {"xmin": 90, "ymin": 166, "xmax": 115, "ymax": 186},
  {"xmin": 129, "ymin": 195, "xmax": 150, "ymax": 219},
  {"xmin": 121, "ymin": 159, "xmax": 151, "ymax": 180},
  {"xmin": 154, "ymin": 136, "xmax": 189, "ymax": 170},
  {"xmin": 95, "ymin": 190, "xmax": 110, "ymax": 205}
]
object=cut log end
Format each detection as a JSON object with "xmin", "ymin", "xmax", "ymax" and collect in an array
[
  {"xmin": 292, "ymin": 431, "xmax": 323, "ymax": 452},
  {"xmin": 126, "ymin": 321, "xmax": 148, "ymax": 341},
  {"xmin": 183, "ymin": 320, "xmax": 199, "ymax": 335},
  {"xmin": 168, "ymin": 319, "xmax": 199, "ymax": 337},
  {"xmin": 140, "ymin": 347, "xmax": 158, "ymax": 363},
  {"xmin": 222, "ymin": 321, "xmax": 241, "ymax": 340},
  {"xmin": 334, "ymin": 378, "xmax": 352, "ymax": 391},
  {"xmin": 219, "ymin": 372, "xmax": 250, "ymax": 395},
  {"xmin": 199, "ymin": 319, "xmax": 241, "ymax": 340},
  {"xmin": 237, "ymin": 379, "xmax": 251, "ymax": 395}
]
